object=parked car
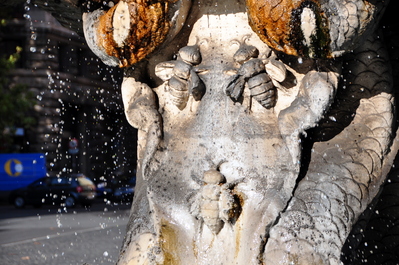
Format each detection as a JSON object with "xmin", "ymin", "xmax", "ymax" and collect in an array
[
  {"xmin": 97, "ymin": 176, "xmax": 135, "ymax": 203},
  {"xmin": 8, "ymin": 174, "xmax": 96, "ymax": 208}
]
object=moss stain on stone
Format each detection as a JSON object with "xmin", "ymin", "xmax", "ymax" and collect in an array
[{"xmin": 159, "ymin": 220, "xmax": 180, "ymax": 265}]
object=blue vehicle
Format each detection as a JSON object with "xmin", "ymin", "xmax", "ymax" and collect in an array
[
  {"xmin": 0, "ymin": 153, "xmax": 47, "ymax": 191},
  {"xmin": 96, "ymin": 176, "xmax": 136, "ymax": 203}
]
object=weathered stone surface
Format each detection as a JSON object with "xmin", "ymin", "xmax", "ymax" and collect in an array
[
  {"xmin": 18, "ymin": 0, "xmax": 399, "ymax": 264},
  {"xmin": 81, "ymin": 0, "xmax": 397, "ymax": 264}
]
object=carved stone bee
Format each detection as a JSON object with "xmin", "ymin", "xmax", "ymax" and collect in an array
[
  {"xmin": 190, "ymin": 169, "xmax": 241, "ymax": 235},
  {"xmin": 226, "ymin": 44, "xmax": 286, "ymax": 109},
  {"xmin": 155, "ymin": 45, "xmax": 205, "ymax": 110}
]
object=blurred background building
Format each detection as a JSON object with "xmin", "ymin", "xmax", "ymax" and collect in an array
[{"xmin": 0, "ymin": 4, "xmax": 137, "ymax": 183}]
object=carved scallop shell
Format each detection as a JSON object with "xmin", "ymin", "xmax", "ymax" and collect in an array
[
  {"xmin": 83, "ymin": 0, "xmax": 191, "ymax": 67},
  {"xmin": 99, "ymin": 0, "xmax": 171, "ymax": 67},
  {"xmin": 246, "ymin": 0, "xmax": 384, "ymax": 58},
  {"xmin": 246, "ymin": 0, "xmax": 331, "ymax": 58}
]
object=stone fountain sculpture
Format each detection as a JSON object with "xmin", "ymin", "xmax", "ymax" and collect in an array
[{"xmin": 80, "ymin": 0, "xmax": 397, "ymax": 264}]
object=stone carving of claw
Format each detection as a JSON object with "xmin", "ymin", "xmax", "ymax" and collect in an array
[{"xmin": 155, "ymin": 45, "xmax": 206, "ymax": 110}]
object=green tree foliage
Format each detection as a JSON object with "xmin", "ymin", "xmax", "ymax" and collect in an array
[{"xmin": 0, "ymin": 47, "xmax": 36, "ymax": 152}]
